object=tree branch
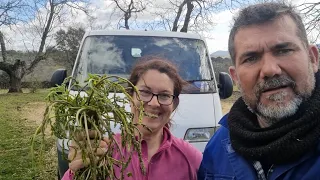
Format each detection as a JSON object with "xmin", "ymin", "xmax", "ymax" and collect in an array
[
  {"xmin": 180, "ymin": 2, "xmax": 194, "ymax": 32},
  {"xmin": 0, "ymin": 31, "xmax": 7, "ymax": 62},
  {"xmin": 0, "ymin": 0, "xmax": 24, "ymax": 26},
  {"xmin": 172, "ymin": 0, "xmax": 188, "ymax": 31},
  {"xmin": 0, "ymin": 61, "xmax": 13, "ymax": 75},
  {"xmin": 113, "ymin": 0, "xmax": 126, "ymax": 12}
]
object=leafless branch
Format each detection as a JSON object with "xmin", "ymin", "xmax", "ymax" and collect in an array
[
  {"xmin": 147, "ymin": 0, "xmax": 226, "ymax": 32},
  {"xmin": 298, "ymin": 2, "xmax": 320, "ymax": 43},
  {"xmin": 111, "ymin": 0, "xmax": 150, "ymax": 29},
  {"xmin": 0, "ymin": 31, "xmax": 7, "ymax": 62},
  {"xmin": 0, "ymin": 0, "xmax": 26, "ymax": 27}
]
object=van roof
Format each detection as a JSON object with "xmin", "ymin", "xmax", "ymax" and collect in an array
[{"xmin": 85, "ymin": 30, "xmax": 204, "ymax": 40}]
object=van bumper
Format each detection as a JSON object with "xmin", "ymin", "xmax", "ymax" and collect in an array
[{"xmin": 188, "ymin": 141, "xmax": 208, "ymax": 153}]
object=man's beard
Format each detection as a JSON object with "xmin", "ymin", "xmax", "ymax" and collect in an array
[
  {"xmin": 239, "ymin": 64, "xmax": 316, "ymax": 125},
  {"xmin": 256, "ymin": 91, "xmax": 303, "ymax": 124}
]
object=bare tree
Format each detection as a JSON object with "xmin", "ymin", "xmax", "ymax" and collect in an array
[
  {"xmin": 0, "ymin": 0, "xmax": 90, "ymax": 93},
  {"xmin": 147, "ymin": 0, "xmax": 223, "ymax": 33},
  {"xmin": 145, "ymin": 0, "xmax": 288, "ymax": 33},
  {"xmin": 0, "ymin": 0, "xmax": 25, "ymax": 27},
  {"xmin": 298, "ymin": 2, "xmax": 320, "ymax": 43},
  {"xmin": 111, "ymin": 0, "xmax": 150, "ymax": 29}
]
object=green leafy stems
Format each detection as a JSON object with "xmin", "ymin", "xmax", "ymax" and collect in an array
[{"xmin": 31, "ymin": 74, "xmax": 150, "ymax": 180}]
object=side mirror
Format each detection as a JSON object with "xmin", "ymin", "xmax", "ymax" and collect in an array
[
  {"xmin": 50, "ymin": 69, "xmax": 67, "ymax": 87},
  {"xmin": 218, "ymin": 72, "xmax": 233, "ymax": 99}
]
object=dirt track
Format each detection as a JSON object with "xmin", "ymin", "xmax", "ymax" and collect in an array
[{"xmin": 21, "ymin": 102, "xmax": 46, "ymax": 125}]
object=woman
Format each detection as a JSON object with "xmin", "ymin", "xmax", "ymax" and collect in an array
[{"xmin": 62, "ymin": 57, "xmax": 202, "ymax": 180}]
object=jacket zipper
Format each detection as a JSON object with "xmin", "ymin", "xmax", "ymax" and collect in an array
[{"xmin": 266, "ymin": 164, "xmax": 274, "ymax": 179}]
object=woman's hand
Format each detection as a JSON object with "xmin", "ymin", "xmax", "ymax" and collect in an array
[{"xmin": 68, "ymin": 130, "xmax": 110, "ymax": 172}]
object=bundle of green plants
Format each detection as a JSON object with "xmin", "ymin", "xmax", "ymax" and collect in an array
[{"xmin": 31, "ymin": 74, "xmax": 147, "ymax": 180}]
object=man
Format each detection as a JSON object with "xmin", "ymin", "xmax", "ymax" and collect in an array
[{"xmin": 198, "ymin": 2, "xmax": 320, "ymax": 179}]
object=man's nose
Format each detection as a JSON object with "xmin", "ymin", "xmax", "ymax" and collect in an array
[{"xmin": 259, "ymin": 54, "xmax": 282, "ymax": 79}]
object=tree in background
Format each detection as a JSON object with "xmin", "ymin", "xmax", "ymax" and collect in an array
[
  {"xmin": 144, "ymin": 0, "xmax": 223, "ymax": 33},
  {"xmin": 298, "ymin": 2, "xmax": 320, "ymax": 43},
  {"xmin": 0, "ymin": 0, "xmax": 25, "ymax": 91},
  {"xmin": 0, "ymin": 0, "xmax": 25, "ymax": 27},
  {"xmin": 54, "ymin": 27, "xmax": 85, "ymax": 71},
  {"xmin": 110, "ymin": 0, "xmax": 150, "ymax": 30},
  {"xmin": 107, "ymin": 0, "xmax": 223, "ymax": 33},
  {"xmin": 0, "ymin": 0, "xmax": 90, "ymax": 93}
]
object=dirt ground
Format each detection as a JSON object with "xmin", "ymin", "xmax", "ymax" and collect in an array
[
  {"xmin": 22, "ymin": 102, "xmax": 47, "ymax": 125},
  {"xmin": 221, "ymin": 91, "xmax": 240, "ymax": 114},
  {"xmin": 13, "ymin": 100, "xmax": 58, "ymax": 179}
]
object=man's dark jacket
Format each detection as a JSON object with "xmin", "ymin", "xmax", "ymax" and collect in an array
[{"xmin": 198, "ymin": 114, "xmax": 320, "ymax": 180}]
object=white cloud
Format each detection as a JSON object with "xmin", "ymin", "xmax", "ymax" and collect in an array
[
  {"xmin": 205, "ymin": 10, "xmax": 236, "ymax": 53},
  {"xmin": 205, "ymin": 0, "xmax": 320, "ymax": 53}
]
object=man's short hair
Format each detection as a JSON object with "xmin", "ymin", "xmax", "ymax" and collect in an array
[{"xmin": 228, "ymin": 2, "xmax": 308, "ymax": 64}]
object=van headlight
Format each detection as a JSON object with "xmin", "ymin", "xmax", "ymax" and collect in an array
[{"xmin": 184, "ymin": 127, "xmax": 219, "ymax": 142}]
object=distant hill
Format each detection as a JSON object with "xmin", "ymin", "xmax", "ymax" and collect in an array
[{"xmin": 210, "ymin": 50, "xmax": 230, "ymax": 58}]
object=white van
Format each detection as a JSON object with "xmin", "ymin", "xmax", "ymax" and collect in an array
[{"xmin": 50, "ymin": 30, "xmax": 233, "ymax": 179}]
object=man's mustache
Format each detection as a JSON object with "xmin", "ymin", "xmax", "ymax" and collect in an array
[{"xmin": 254, "ymin": 76, "xmax": 296, "ymax": 96}]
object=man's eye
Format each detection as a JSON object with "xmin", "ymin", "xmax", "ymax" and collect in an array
[
  {"xmin": 276, "ymin": 49, "xmax": 293, "ymax": 55},
  {"xmin": 244, "ymin": 56, "xmax": 258, "ymax": 63}
]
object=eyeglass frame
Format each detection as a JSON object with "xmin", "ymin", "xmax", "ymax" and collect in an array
[{"xmin": 136, "ymin": 90, "xmax": 176, "ymax": 105}]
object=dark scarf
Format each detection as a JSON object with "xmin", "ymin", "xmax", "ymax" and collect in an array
[{"xmin": 228, "ymin": 72, "xmax": 320, "ymax": 165}]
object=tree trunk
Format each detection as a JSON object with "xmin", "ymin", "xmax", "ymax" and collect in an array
[
  {"xmin": 180, "ymin": 2, "xmax": 194, "ymax": 32},
  {"xmin": 7, "ymin": 59, "xmax": 26, "ymax": 93},
  {"xmin": 26, "ymin": 1, "xmax": 54, "ymax": 74},
  {"xmin": 0, "ymin": 31, "xmax": 7, "ymax": 62},
  {"xmin": 172, "ymin": 0, "xmax": 188, "ymax": 31},
  {"xmin": 124, "ymin": 12, "xmax": 130, "ymax": 29},
  {"xmin": 8, "ymin": 74, "xmax": 22, "ymax": 93},
  {"xmin": 125, "ymin": 17, "xmax": 130, "ymax": 29}
]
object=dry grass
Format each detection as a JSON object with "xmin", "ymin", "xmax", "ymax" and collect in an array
[
  {"xmin": 221, "ymin": 91, "xmax": 240, "ymax": 114},
  {"xmin": 0, "ymin": 90, "xmax": 57, "ymax": 180}
]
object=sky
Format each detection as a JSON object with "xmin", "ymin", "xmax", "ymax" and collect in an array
[
  {"xmin": 205, "ymin": 10, "xmax": 235, "ymax": 53},
  {"xmin": 1, "ymin": 0, "xmax": 319, "ymax": 54}
]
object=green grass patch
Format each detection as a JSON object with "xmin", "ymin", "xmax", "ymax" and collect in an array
[{"xmin": 0, "ymin": 89, "xmax": 58, "ymax": 180}]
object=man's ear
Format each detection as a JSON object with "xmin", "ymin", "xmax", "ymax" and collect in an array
[
  {"xmin": 229, "ymin": 66, "xmax": 239, "ymax": 85},
  {"xmin": 309, "ymin": 45, "xmax": 319, "ymax": 73},
  {"xmin": 173, "ymin": 97, "xmax": 179, "ymax": 111}
]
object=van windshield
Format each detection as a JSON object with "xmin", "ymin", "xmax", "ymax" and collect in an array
[{"xmin": 73, "ymin": 35, "xmax": 216, "ymax": 93}]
